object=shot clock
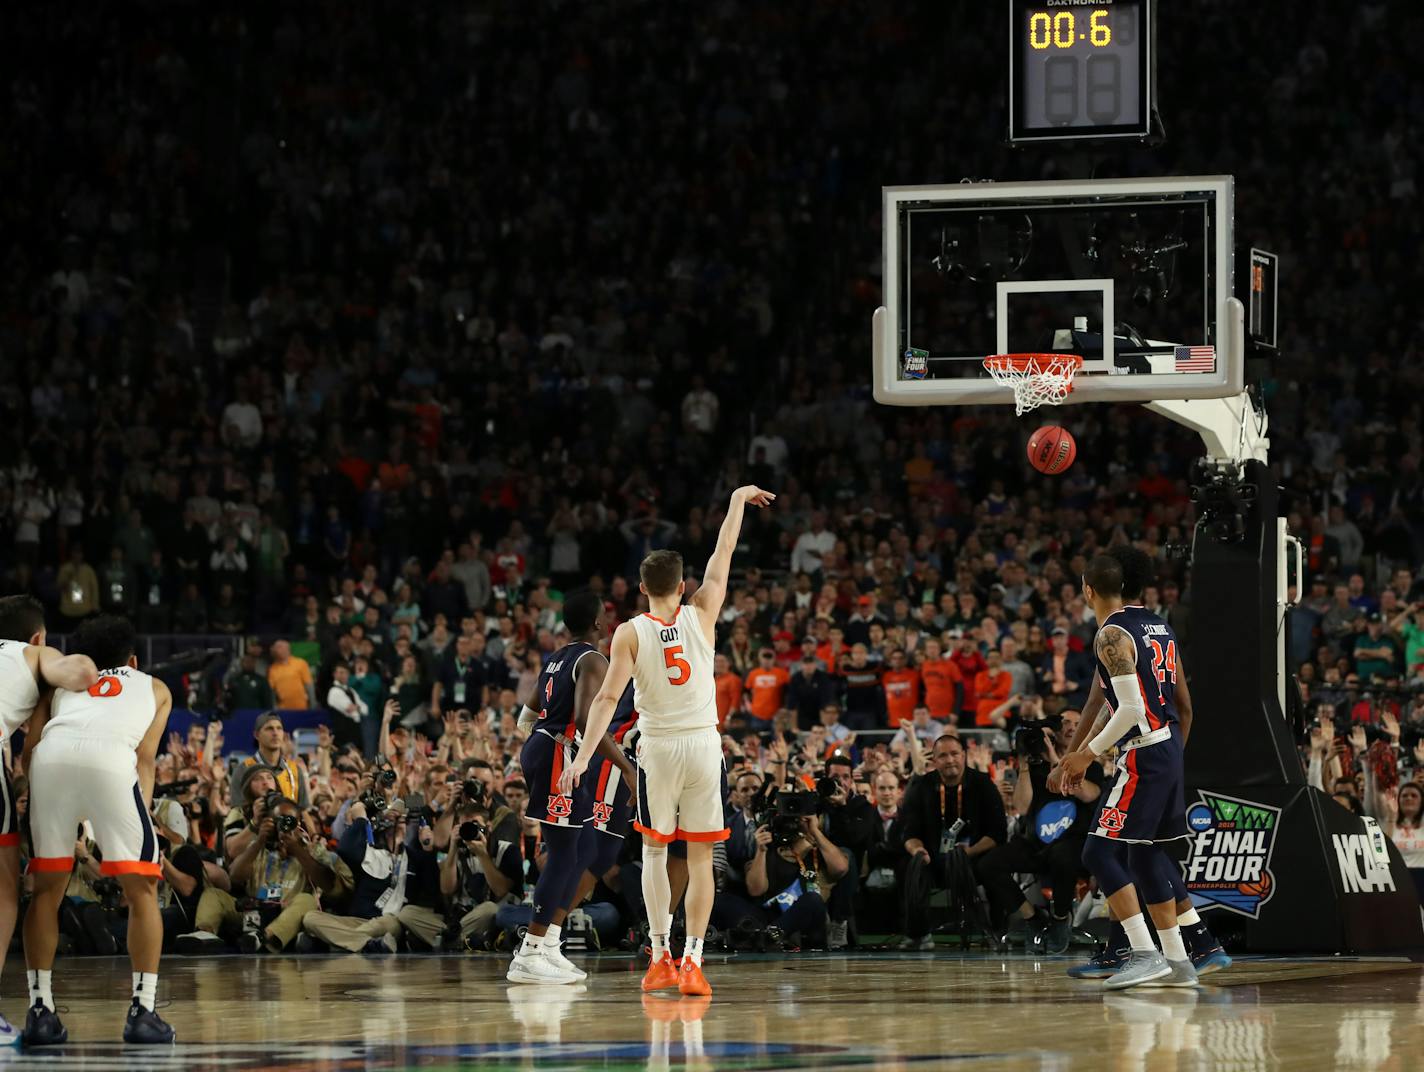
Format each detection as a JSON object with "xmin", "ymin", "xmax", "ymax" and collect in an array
[{"xmin": 1008, "ymin": 0, "xmax": 1154, "ymax": 143}]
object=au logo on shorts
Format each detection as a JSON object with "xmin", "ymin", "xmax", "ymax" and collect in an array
[{"xmin": 1182, "ymin": 791, "xmax": 1281, "ymax": 919}]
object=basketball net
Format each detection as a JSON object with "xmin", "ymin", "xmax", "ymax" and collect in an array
[{"xmin": 983, "ymin": 353, "xmax": 1084, "ymax": 416}]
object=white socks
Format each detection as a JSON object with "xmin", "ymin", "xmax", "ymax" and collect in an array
[
  {"xmin": 1121, "ymin": 913, "xmax": 1156, "ymax": 953},
  {"xmin": 642, "ymin": 842, "xmax": 672, "ymax": 957},
  {"xmin": 1177, "ymin": 906, "xmax": 1202, "ymax": 928},
  {"xmin": 519, "ymin": 931, "xmax": 543, "ymax": 957},
  {"xmin": 1158, "ymin": 925, "xmax": 1188, "ymax": 963},
  {"xmin": 132, "ymin": 971, "xmax": 158, "ymax": 1012},
  {"xmin": 683, "ymin": 936, "xmax": 705, "ymax": 967},
  {"xmin": 27, "ymin": 969, "xmax": 52, "ymax": 1012},
  {"xmin": 546, "ymin": 923, "xmax": 562, "ymax": 948}
]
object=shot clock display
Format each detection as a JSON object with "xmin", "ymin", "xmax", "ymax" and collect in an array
[{"xmin": 1009, "ymin": 0, "xmax": 1153, "ymax": 143}]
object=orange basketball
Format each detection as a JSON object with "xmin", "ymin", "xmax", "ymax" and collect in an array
[
  {"xmin": 1027, "ymin": 425, "xmax": 1076, "ymax": 475},
  {"xmin": 1236, "ymin": 873, "xmax": 1272, "ymax": 899}
]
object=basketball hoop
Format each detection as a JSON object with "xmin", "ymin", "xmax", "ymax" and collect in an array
[{"xmin": 983, "ymin": 353, "xmax": 1084, "ymax": 416}]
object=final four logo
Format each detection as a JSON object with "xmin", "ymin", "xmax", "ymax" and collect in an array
[{"xmin": 1182, "ymin": 791, "xmax": 1281, "ymax": 919}]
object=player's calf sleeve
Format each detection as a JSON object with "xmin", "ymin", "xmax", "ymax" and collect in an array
[
  {"xmin": 1129, "ymin": 843, "xmax": 1178, "ymax": 906},
  {"xmin": 1081, "ymin": 835, "xmax": 1135, "ymax": 898},
  {"xmin": 642, "ymin": 841, "xmax": 673, "ymax": 939},
  {"xmin": 532, "ymin": 825, "xmax": 583, "ymax": 926}
]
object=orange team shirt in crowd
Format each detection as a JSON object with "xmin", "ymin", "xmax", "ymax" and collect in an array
[
  {"xmin": 973, "ymin": 668, "xmax": 1013, "ymax": 726},
  {"xmin": 881, "ymin": 667, "xmax": 921, "ymax": 727},
  {"xmin": 920, "ymin": 658, "xmax": 963, "ymax": 721},
  {"xmin": 268, "ymin": 656, "xmax": 313, "ymax": 710},
  {"xmin": 744, "ymin": 665, "xmax": 791, "ymax": 721},
  {"xmin": 815, "ymin": 641, "xmax": 846, "ymax": 674},
  {"xmin": 714, "ymin": 671, "xmax": 743, "ymax": 728}
]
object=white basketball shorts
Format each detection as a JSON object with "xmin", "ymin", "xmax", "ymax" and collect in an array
[
  {"xmin": 633, "ymin": 727, "xmax": 728, "ymax": 843},
  {"xmin": 28, "ymin": 736, "xmax": 163, "ymax": 878}
]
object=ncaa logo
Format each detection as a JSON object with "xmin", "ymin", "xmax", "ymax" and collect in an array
[{"xmin": 1187, "ymin": 804, "xmax": 1214, "ymax": 833}]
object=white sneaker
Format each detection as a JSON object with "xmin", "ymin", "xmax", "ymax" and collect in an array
[
  {"xmin": 0, "ymin": 1012, "xmax": 18, "ymax": 1047},
  {"xmin": 543, "ymin": 943, "xmax": 588, "ymax": 980},
  {"xmin": 507, "ymin": 950, "xmax": 583, "ymax": 985}
]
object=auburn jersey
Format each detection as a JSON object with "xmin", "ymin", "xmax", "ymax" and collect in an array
[
  {"xmin": 533, "ymin": 642, "xmax": 603, "ymax": 740},
  {"xmin": 1092, "ymin": 605, "xmax": 1180, "ymax": 746},
  {"xmin": 609, "ymin": 682, "xmax": 640, "ymax": 756}
]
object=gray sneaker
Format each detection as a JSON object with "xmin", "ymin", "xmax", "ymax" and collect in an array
[
  {"xmin": 827, "ymin": 920, "xmax": 848, "ymax": 950},
  {"xmin": 1102, "ymin": 949, "xmax": 1172, "ymax": 990},
  {"xmin": 1140, "ymin": 958, "xmax": 1199, "ymax": 989}
]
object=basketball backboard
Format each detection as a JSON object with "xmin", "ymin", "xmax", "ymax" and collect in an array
[{"xmin": 872, "ymin": 175, "xmax": 1243, "ymax": 407}]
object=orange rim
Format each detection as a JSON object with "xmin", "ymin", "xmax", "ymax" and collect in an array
[{"xmin": 984, "ymin": 353, "xmax": 1084, "ymax": 375}]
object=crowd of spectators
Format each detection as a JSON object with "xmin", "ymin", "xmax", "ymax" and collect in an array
[{"xmin": 0, "ymin": 1, "xmax": 1422, "ymax": 952}]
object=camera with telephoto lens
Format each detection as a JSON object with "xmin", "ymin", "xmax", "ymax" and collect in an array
[
  {"xmin": 359, "ymin": 789, "xmax": 389, "ymax": 815},
  {"xmin": 458, "ymin": 820, "xmax": 487, "ymax": 845},
  {"xmin": 461, "ymin": 778, "xmax": 486, "ymax": 805},
  {"xmin": 815, "ymin": 775, "xmax": 841, "ymax": 803},
  {"xmin": 1014, "ymin": 715, "xmax": 1064, "ymax": 766},
  {"xmin": 759, "ymin": 787, "xmax": 820, "ymax": 849},
  {"xmin": 376, "ymin": 766, "xmax": 398, "ymax": 788}
]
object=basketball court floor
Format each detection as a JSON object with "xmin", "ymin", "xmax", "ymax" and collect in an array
[{"xmin": 3, "ymin": 950, "xmax": 1418, "ymax": 1069}]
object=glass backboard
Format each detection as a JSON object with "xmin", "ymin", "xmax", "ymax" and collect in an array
[{"xmin": 872, "ymin": 175, "xmax": 1243, "ymax": 407}]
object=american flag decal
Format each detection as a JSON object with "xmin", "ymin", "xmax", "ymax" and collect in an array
[{"xmin": 1173, "ymin": 345, "xmax": 1216, "ymax": 373}]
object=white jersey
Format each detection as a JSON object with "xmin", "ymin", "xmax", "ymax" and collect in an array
[
  {"xmin": 0, "ymin": 640, "xmax": 40, "ymax": 738},
  {"xmin": 630, "ymin": 603, "xmax": 717, "ymax": 737},
  {"xmin": 44, "ymin": 665, "xmax": 158, "ymax": 754}
]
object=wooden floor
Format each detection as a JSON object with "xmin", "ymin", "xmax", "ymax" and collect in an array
[{"xmin": 4, "ymin": 950, "xmax": 1421, "ymax": 1069}]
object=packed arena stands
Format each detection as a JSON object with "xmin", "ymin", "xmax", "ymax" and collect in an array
[{"xmin": 1, "ymin": 0, "xmax": 1421, "ymax": 954}]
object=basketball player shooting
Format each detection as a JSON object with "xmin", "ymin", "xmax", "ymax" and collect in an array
[
  {"xmin": 1056, "ymin": 554, "xmax": 1198, "ymax": 991},
  {"xmin": 561, "ymin": 484, "xmax": 775, "ymax": 998}
]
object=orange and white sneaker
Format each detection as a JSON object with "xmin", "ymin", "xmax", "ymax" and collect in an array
[
  {"xmin": 641, "ymin": 952, "xmax": 680, "ymax": 992},
  {"xmin": 678, "ymin": 958, "xmax": 712, "ymax": 997}
]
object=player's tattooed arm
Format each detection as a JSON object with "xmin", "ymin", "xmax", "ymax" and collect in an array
[{"xmin": 1094, "ymin": 626, "xmax": 1137, "ymax": 678}]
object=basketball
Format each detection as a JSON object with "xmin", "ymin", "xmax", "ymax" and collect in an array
[
  {"xmin": 1237, "ymin": 873, "xmax": 1273, "ymax": 900},
  {"xmin": 1027, "ymin": 425, "xmax": 1076, "ymax": 475}
]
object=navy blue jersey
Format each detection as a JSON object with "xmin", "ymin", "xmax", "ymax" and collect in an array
[
  {"xmin": 534, "ymin": 642, "xmax": 602, "ymax": 739},
  {"xmin": 609, "ymin": 683, "xmax": 639, "ymax": 755},
  {"xmin": 1092, "ymin": 605, "xmax": 1180, "ymax": 744}
]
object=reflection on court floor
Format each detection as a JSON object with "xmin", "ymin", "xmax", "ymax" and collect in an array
[{"xmin": 5, "ymin": 952, "xmax": 1419, "ymax": 1071}]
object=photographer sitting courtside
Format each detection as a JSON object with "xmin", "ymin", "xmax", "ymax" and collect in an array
[
  {"xmin": 818, "ymin": 754, "xmax": 876, "ymax": 949},
  {"xmin": 226, "ymin": 795, "xmax": 339, "ymax": 953},
  {"xmin": 899, "ymin": 734, "xmax": 1007, "ymax": 950},
  {"xmin": 439, "ymin": 799, "xmax": 523, "ymax": 951},
  {"xmin": 744, "ymin": 787, "xmax": 849, "ymax": 948},
  {"xmin": 978, "ymin": 708, "xmax": 1103, "ymax": 953},
  {"xmin": 301, "ymin": 796, "xmax": 440, "ymax": 953}
]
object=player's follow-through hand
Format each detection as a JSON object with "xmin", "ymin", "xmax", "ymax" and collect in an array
[
  {"xmin": 557, "ymin": 757, "xmax": 588, "ymax": 797},
  {"xmin": 736, "ymin": 485, "xmax": 776, "ymax": 508}
]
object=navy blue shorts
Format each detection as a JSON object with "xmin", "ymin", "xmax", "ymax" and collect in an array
[
  {"xmin": 585, "ymin": 753, "xmax": 634, "ymax": 838},
  {"xmin": 1090, "ymin": 728, "xmax": 1188, "ymax": 844},
  {"xmin": 519, "ymin": 730, "xmax": 587, "ymax": 829}
]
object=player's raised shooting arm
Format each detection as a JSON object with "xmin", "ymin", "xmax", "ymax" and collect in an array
[
  {"xmin": 574, "ymin": 652, "xmax": 638, "ymax": 786},
  {"xmin": 137, "ymin": 678, "xmax": 175, "ymax": 806},
  {"xmin": 32, "ymin": 647, "xmax": 99, "ymax": 694},
  {"xmin": 568, "ymin": 623, "xmax": 637, "ymax": 775},
  {"xmin": 693, "ymin": 486, "xmax": 775, "ymax": 619}
]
